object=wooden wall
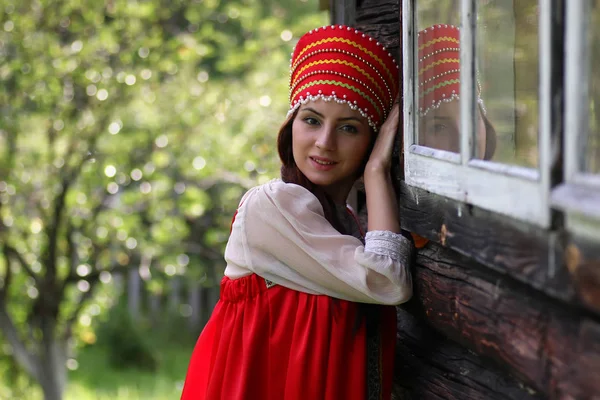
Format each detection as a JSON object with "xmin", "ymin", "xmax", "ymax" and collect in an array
[{"xmin": 349, "ymin": 0, "xmax": 600, "ymax": 399}]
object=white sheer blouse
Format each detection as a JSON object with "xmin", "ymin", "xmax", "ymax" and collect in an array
[{"xmin": 224, "ymin": 179, "xmax": 413, "ymax": 305}]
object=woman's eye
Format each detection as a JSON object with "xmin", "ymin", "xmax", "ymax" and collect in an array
[
  {"xmin": 339, "ymin": 125, "xmax": 358, "ymax": 134},
  {"xmin": 432, "ymin": 123, "xmax": 448, "ymax": 134},
  {"xmin": 303, "ymin": 117, "xmax": 320, "ymax": 126},
  {"xmin": 425, "ymin": 123, "xmax": 455, "ymax": 138}
]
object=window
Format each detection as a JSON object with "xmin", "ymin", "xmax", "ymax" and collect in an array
[
  {"xmin": 402, "ymin": 0, "xmax": 554, "ymax": 227},
  {"xmin": 552, "ymin": 0, "xmax": 600, "ymax": 239}
]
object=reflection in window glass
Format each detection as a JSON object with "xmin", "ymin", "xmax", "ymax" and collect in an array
[
  {"xmin": 586, "ymin": 0, "xmax": 600, "ymax": 174},
  {"xmin": 477, "ymin": 0, "xmax": 539, "ymax": 168},
  {"xmin": 416, "ymin": 3, "xmax": 463, "ymax": 155},
  {"xmin": 416, "ymin": 3, "xmax": 493, "ymax": 160}
]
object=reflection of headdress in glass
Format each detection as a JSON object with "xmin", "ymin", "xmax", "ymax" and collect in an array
[
  {"xmin": 288, "ymin": 25, "xmax": 400, "ymax": 131},
  {"xmin": 418, "ymin": 24, "xmax": 485, "ymax": 116}
]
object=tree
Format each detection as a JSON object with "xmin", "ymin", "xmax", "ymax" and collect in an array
[{"xmin": 0, "ymin": 0, "xmax": 327, "ymax": 398}]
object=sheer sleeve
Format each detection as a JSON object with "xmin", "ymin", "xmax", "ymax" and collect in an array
[{"xmin": 223, "ymin": 180, "xmax": 413, "ymax": 305}]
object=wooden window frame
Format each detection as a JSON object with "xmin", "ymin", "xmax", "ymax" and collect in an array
[
  {"xmin": 394, "ymin": 0, "xmax": 600, "ymax": 315},
  {"xmin": 402, "ymin": 0, "xmax": 555, "ymax": 228},
  {"xmin": 551, "ymin": 0, "xmax": 600, "ymax": 240}
]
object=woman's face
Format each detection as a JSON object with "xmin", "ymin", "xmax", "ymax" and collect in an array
[
  {"xmin": 419, "ymin": 100, "xmax": 487, "ymax": 158},
  {"xmin": 292, "ymin": 100, "xmax": 373, "ymax": 203}
]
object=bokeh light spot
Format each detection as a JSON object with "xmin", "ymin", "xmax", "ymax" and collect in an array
[
  {"xmin": 125, "ymin": 74, "xmax": 136, "ymax": 85},
  {"xmin": 193, "ymin": 156, "xmax": 206, "ymax": 170},
  {"xmin": 104, "ymin": 165, "xmax": 117, "ymax": 177},
  {"xmin": 197, "ymin": 71, "xmax": 209, "ymax": 83},
  {"xmin": 280, "ymin": 30, "xmax": 293, "ymax": 41},
  {"xmin": 77, "ymin": 280, "xmax": 91, "ymax": 292},
  {"xmin": 96, "ymin": 89, "xmax": 109, "ymax": 101},
  {"xmin": 131, "ymin": 168, "xmax": 143, "ymax": 181},
  {"xmin": 140, "ymin": 182, "xmax": 152, "ymax": 194},
  {"xmin": 155, "ymin": 135, "xmax": 168, "ymax": 148},
  {"xmin": 108, "ymin": 121, "xmax": 121, "ymax": 135}
]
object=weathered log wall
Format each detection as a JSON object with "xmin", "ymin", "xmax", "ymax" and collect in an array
[
  {"xmin": 393, "ymin": 306, "xmax": 542, "ymax": 400},
  {"xmin": 351, "ymin": 1, "xmax": 600, "ymax": 399},
  {"xmin": 405, "ymin": 244, "xmax": 600, "ymax": 399}
]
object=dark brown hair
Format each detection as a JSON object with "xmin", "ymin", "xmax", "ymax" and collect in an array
[{"xmin": 482, "ymin": 110, "xmax": 497, "ymax": 160}]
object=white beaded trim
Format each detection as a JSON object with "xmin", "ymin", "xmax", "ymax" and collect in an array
[
  {"xmin": 478, "ymin": 97, "xmax": 487, "ymax": 115},
  {"xmin": 419, "ymin": 69, "xmax": 460, "ymax": 86},
  {"xmin": 287, "ymin": 94, "xmax": 379, "ymax": 132},
  {"xmin": 290, "ymin": 69, "xmax": 387, "ymax": 119},
  {"xmin": 419, "ymin": 47, "xmax": 460, "ymax": 62},
  {"xmin": 417, "ymin": 24, "xmax": 459, "ymax": 37},
  {"xmin": 419, "ymin": 93, "xmax": 487, "ymax": 117}
]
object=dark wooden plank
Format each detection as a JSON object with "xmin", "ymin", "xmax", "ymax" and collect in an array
[
  {"xmin": 564, "ymin": 235, "xmax": 600, "ymax": 314},
  {"xmin": 354, "ymin": 0, "xmax": 400, "ymax": 60},
  {"xmin": 410, "ymin": 244, "xmax": 600, "ymax": 399},
  {"xmin": 567, "ymin": 319, "xmax": 600, "ymax": 397},
  {"xmin": 393, "ymin": 307, "xmax": 542, "ymax": 400},
  {"xmin": 355, "ymin": 0, "xmax": 399, "ymax": 26}
]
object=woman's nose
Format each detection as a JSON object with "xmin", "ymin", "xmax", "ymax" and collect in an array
[{"xmin": 315, "ymin": 126, "xmax": 336, "ymax": 150}]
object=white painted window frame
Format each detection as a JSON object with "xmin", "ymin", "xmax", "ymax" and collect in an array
[
  {"xmin": 402, "ymin": 0, "xmax": 553, "ymax": 228},
  {"xmin": 551, "ymin": 0, "xmax": 600, "ymax": 239}
]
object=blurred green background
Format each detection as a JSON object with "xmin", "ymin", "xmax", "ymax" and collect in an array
[{"xmin": 0, "ymin": 0, "xmax": 327, "ymax": 399}]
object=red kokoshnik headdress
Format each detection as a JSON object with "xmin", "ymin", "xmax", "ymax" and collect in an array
[
  {"xmin": 418, "ymin": 24, "xmax": 485, "ymax": 116},
  {"xmin": 288, "ymin": 25, "xmax": 400, "ymax": 131}
]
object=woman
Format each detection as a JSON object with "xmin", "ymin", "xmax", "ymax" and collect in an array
[{"xmin": 181, "ymin": 25, "xmax": 413, "ymax": 400}]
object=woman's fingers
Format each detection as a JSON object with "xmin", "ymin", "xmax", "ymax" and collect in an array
[
  {"xmin": 368, "ymin": 103, "xmax": 401, "ymax": 169},
  {"xmin": 381, "ymin": 102, "xmax": 400, "ymax": 137}
]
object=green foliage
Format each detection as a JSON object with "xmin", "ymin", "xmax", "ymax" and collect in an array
[
  {"xmin": 2, "ymin": 337, "xmax": 193, "ymax": 400},
  {"xmin": 94, "ymin": 306, "xmax": 158, "ymax": 371},
  {"xmin": 66, "ymin": 342, "xmax": 190, "ymax": 400},
  {"xmin": 0, "ymin": 345, "xmax": 37, "ymax": 400},
  {"xmin": 0, "ymin": 0, "xmax": 328, "ymax": 396}
]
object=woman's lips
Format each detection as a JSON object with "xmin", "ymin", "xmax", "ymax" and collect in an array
[{"xmin": 310, "ymin": 156, "xmax": 337, "ymax": 171}]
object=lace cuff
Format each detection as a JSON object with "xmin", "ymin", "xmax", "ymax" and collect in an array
[{"xmin": 365, "ymin": 230, "xmax": 412, "ymax": 261}]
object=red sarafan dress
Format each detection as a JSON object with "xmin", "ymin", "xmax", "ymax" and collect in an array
[{"xmin": 181, "ymin": 180, "xmax": 413, "ymax": 400}]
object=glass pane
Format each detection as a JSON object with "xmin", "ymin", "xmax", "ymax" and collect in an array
[
  {"xmin": 416, "ymin": 2, "xmax": 462, "ymax": 154},
  {"xmin": 476, "ymin": 1, "xmax": 539, "ymax": 167},
  {"xmin": 586, "ymin": 0, "xmax": 600, "ymax": 174}
]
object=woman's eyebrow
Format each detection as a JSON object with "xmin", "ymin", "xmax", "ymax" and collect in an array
[
  {"xmin": 299, "ymin": 107, "xmax": 324, "ymax": 117},
  {"xmin": 299, "ymin": 107, "xmax": 365, "ymax": 124},
  {"xmin": 338, "ymin": 116, "xmax": 363, "ymax": 123}
]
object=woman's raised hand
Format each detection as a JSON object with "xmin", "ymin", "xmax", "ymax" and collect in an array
[
  {"xmin": 363, "ymin": 101, "xmax": 401, "ymax": 233},
  {"xmin": 365, "ymin": 101, "xmax": 400, "ymax": 175}
]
